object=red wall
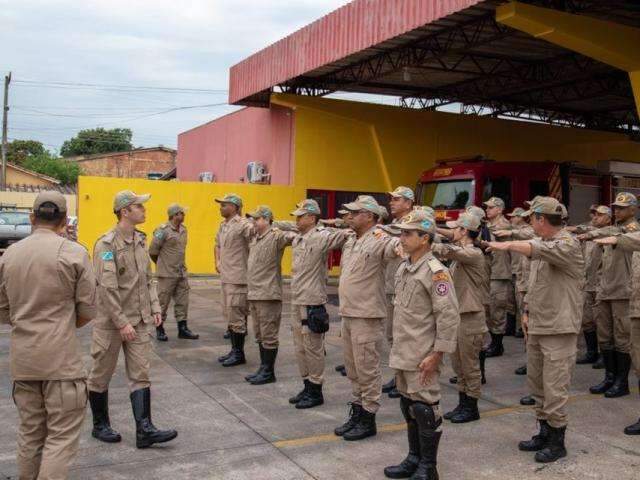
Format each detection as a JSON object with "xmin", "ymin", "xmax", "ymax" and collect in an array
[{"xmin": 177, "ymin": 105, "xmax": 294, "ymax": 185}]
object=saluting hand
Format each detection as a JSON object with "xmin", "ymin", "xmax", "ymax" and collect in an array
[
  {"xmin": 119, "ymin": 323, "xmax": 137, "ymax": 342},
  {"xmin": 418, "ymin": 352, "xmax": 443, "ymax": 386}
]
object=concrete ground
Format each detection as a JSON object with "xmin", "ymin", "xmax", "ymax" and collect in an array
[{"xmin": 1, "ymin": 280, "xmax": 639, "ymax": 480}]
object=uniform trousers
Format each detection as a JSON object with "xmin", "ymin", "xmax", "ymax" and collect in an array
[
  {"xmin": 395, "ymin": 370, "xmax": 443, "ymax": 426},
  {"xmin": 157, "ymin": 276, "xmax": 189, "ymax": 323},
  {"xmin": 596, "ymin": 299, "xmax": 631, "ymax": 353},
  {"xmin": 488, "ymin": 279, "xmax": 512, "ymax": 334},
  {"xmin": 581, "ymin": 291, "xmax": 597, "ymax": 333},
  {"xmin": 13, "ymin": 379, "xmax": 86, "ymax": 480},
  {"xmin": 221, "ymin": 283, "xmax": 248, "ymax": 335},
  {"xmin": 451, "ymin": 312, "xmax": 487, "ymax": 399},
  {"xmin": 291, "ymin": 305, "xmax": 325, "ymax": 384},
  {"xmin": 249, "ymin": 300, "xmax": 282, "ymax": 349}
]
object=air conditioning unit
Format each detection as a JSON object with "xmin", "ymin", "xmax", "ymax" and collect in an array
[
  {"xmin": 199, "ymin": 172, "xmax": 214, "ymax": 183},
  {"xmin": 246, "ymin": 162, "xmax": 271, "ymax": 184}
]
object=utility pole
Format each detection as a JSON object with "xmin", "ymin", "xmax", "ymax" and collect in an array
[{"xmin": 1, "ymin": 72, "xmax": 10, "ymax": 191}]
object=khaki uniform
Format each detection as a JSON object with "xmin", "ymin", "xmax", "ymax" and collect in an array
[
  {"xmin": 433, "ymin": 243, "xmax": 488, "ymax": 399},
  {"xmin": 340, "ymin": 228, "xmax": 399, "ymax": 413},
  {"xmin": 247, "ymin": 227, "xmax": 294, "ymax": 349},
  {"xmin": 390, "ymin": 252, "xmax": 460, "ymax": 420},
  {"xmin": 384, "ymin": 219, "xmax": 404, "ymax": 347},
  {"xmin": 289, "ymin": 225, "xmax": 351, "ymax": 384},
  {"xmin": 525, "ymin": 230, "xmax": 584, "ymax": 428},
  {"xmin": 510, "ymin": 226, "xmax": 535, "ymax": 316},
  {"xmin": 583, "ymin": 218, "xmax": 639, "ymax": 353},
  {"xmin": 488, "ymin": 216, "xmax": 514, "ymax": 334},
  {"xmin": 215, "ymin": 215, "xmax": 253, "ymax": 334},
  {"xmin": 582, "ymin": 239, "xmax": 603, "ymax": 333},
  {"xmin": 88, "ymin": 227, "xmax": 161, "ymax": 393},
  {"xmin": 613, "ymin": 232, "xmax": 640, "ymax": 376},
  {"xmin": 149, "ymin": 222, "xmax": 189, "ymax": 323},
  {"xmin": 0, "ymin": 229, "xmax": 97, "ymax": 480}
]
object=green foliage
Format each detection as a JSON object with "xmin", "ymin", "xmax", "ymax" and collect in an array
[
  {"xmin": 7, "ymin": 139, "xmax": 46, "ymax": 165},
  {"xmin": 60, "ymin": 128, "xmax": 133, "ymax": 157},
  {"xmin": 22, "ymin": 152, "xmax": 80, "ymax": 185}
]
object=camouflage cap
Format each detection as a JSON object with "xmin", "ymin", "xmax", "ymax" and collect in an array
[
  {"xmin": 378, "ymin": 205, "xmax": 389, "ymax": 220},
  {"xmin": 247, "ymin": 205, "xmax": 273, "ymax": 219},
  {"xmin": 507, "ymin": 207, "xmax": 526, "ymax": 217},
  {"xmin": 465, "ymin": 205, "xmax": 486, "ymax": 220},
  {"xmin": 342, "ymin": 195, "xmax": 381, "ymax": 215},
  {"xmin": 589, "ymin": 204, "xmax": 598, "ymax": 212},
  {"xmin": 522, "ymin": 196, "xmax": 564, "ymax": 217},
  {"xmin": 33, "ymin": 191, "xmax": 67, "ymax": 214},
  {"xmin": 446, "ymin": 213, "xmax": 481, "ymax": 232},
  {"xmin": 378, "ymin": 223, "xmax": 400, "ymax": 236},
  {"xmin": 396, "ymin": 209, "xmax": 436, "ymax": 234},
  {"xmin": 388, "ymin": 186, "xmax": 415, "ymax": 201},
  {"xmin": 612, "ymin": 192, "xmax": 638, "ymax": 208},
  {"xmin": 291, "ymin": 199, "xmax": 321, "ymax": 217},
  {"xmin": 214, "ymin": 193, "xmax": 243, "ymax": 208},
  {"xmin": 594, "ymin": 205, "xmax": 612, "ymax": 216},
  {"xmin": 167, "ymin": 203, "xmax": 186, "ymax": 217},
  {"xmin": 560, "ymin": 203, "xmax": 568, "ymax": 220},
  {"xmin": 338, "ymin": 209, "xmax": 349, "ymax": 216},
  {"xmin": 113, "ymin": 190, "xmax": 150, "ymax": 213},
  {"xmin": 414, "ymin": 205, "xmax": 435, "ymax": 217},
  {"xmin": 483, "ymin": 197, "xmax": 505, "ymax": 209}
]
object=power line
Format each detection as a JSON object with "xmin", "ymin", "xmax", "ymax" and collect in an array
[{"xmin": 13, "ymin": 79, "xmax": 228, "ymax": 94}]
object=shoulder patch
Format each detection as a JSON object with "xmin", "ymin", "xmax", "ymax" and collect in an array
[
  {"xmin": 154, "ymin": 229, "xmax": 166, "ymax": 240},
  {"xmin": 434, "ymin": 281, "xmax": 451, "ymax": 297},
  {"xmin": 427, "ymin": 257, "xmax": 445, "ymax": 273},
  {"xmin": 101, "ymin": 251, "xmax": 114, "ymax": 261},
  {"xmin": 626, "ymin": 222, "xmax": 639, "ymax": 232},
  {"xmin": 432, "ymin": 271, "xmax": 449, "ymax": 282}
]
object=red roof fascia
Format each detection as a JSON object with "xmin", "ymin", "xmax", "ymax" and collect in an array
[{"xmin": 229, "ymin": 0, "xmax": 485, "ymax": 105}]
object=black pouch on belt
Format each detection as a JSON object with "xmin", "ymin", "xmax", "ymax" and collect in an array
[{"xmin": 305, "ymin": 305, "xmax": 330, "ymax": 334}]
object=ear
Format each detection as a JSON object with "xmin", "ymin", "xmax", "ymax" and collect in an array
[{"xmin": 29, "ymin": 213, "xmax": 36, "ymax": 226}]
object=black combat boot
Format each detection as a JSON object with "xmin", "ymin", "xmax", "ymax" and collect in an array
[
  {"xmin": 589, "ymin": 349, "xmax": 616, "ymax": 394},
  {"xmin": 334, "ymin": 402, "xmax": 363, "ymax": 436},
  {"xmin": 130, "ymin": 388, "xmax": 178, "ymax": 449},
  {"xmin": 335, "ymin": 364, "xmax": 347, "ymax": 376},
  {"xmin": 411, "ymin": 402, "xmax": 442, "ymax": 480},
  {"xmin": 592, "ymin": 355, "xmax": 604, "ymax": 369},
  {"xmin": 505, "ymin": 313, "xmax": 517, "ymax": 336},
  {"xmin": 520, "ymin": 395, "xmax": 535, "ymax": 406},
  {"xmin": 250, "ymin": 348, "xmax": 277, "ymax": 385},
  {"xmin": 450, "ymin": 395, "xmax": 480, "ymax": 424},
  {"xmin": 623, "ymin": 383, "xmax": 640, "ymax": 435},
  {"xmin": 484, "ymin": 333, "xmax": 504, "ymax": 358},
  {"xmin": 444, "ymin": 392, "xmax": 465, "ymax": 421},
  {"xmin": 576, "ymin": 331, "xmax": 598, "ymax": 364},
  {"xmin": 156, "ymin": 324, "xmax": 168, "ymax": 342},
  {"xmin": 177, "ymin": 320, "xmax": 199, "ymax": 339},
  {"xmin": 223, "ymin": 328, "xmax": 231, "ymax": 339},
  {"xmin": 534, "ymin": 425, "xmax": 567, "ymax": 463},
  {"xmin": 221, "ymin": 332, "xmax": 246, "ymax": 367},
  {"xmin": 343, "ymin": 409, "xmax": 377, "ymax": 441},
  {"xmin": 384, "ymin": 397, "xmax": 419, "ymax": 478},
  {"xmin": 289, "ymin": 379, "xmax": 310, "ymax": 404},
  {"xmin": 382, "ymin": 377, "xmax": 396, "ymax": 393},
  {"xmin": 604, "ymin": 351, "xmax": 630, "ymax": 398},
  {"xmin": 89, "ymin": 390, "xmax": 122, "ymax": 443},
  {"xmin": 480, "ymin": 350, "xmax": 487, "ymax": 384},
  {"xmin": 295, "ymin": 381, "xmax": 324, "ymax": 409},
  {"xmin": 518, "ymin": 420, "xmax": 549, "ymax": 451},
  {"xmin": 389, "ymin": 386, "xmax": 401, "ymax": 399},
  {"xmin": 245, "ymin": 343, "xmax": 266, "ymax": 382},
  {"xmin": 515, "ymin": 365, "xmax": 527, "ymax": 375}
]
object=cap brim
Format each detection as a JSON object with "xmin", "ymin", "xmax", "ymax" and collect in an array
[
  {"xmin": 338, "ymin": 209, "xmax": 349, "ymax": 215},
  {"xmin": 133, "ymin": 194, "xmax": 151, "ymax": 205},
  {"xmin": 342, "ymin": 202, "xmax": 360, "ymax": 211},
  {"xmin": 445, "ymin": 220, "xmax": 459, "ymax": 229},
  {"xmin": 612, "ymin": 202, "xmax": 633, "ymax": 207},
  {"xmin": 521, "ymin": 209, "xmax": 533, "ymax": 217},
  {"xmin": 396, "ymin": 223, "xmax": 421, "ymax": 231},
  {"xmin": 290, "ymin": 209, "xmax": 308, "ymax": 217}
]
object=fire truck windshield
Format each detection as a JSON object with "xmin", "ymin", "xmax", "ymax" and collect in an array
[{"xmin": 421, "ymin": 180, "xmax": 474, "ymax": 210}]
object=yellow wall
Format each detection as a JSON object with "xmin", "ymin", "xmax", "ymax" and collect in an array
[
  {"xmin": 78, "ymin": 176, "xmax": 304, "ymax": 275},
  {"xmin": 274, "ymin": 94, "xmax": 640, "ymax": 192}
]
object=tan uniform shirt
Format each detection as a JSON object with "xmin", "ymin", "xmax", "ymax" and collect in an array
[
  {"xmin": 339, "ymin": 228, "xmax": 399, "ymax": 318},
  {"xmin": 525, "ymin": 229, "xmax": 584, "ymax": 335},
  {"xmin": 247, "ymin": 227, "xmax": 294, "ymax": 301},
  {"xmin": 384, "ymin": 219, "xmax": 404, "ymax": 295},
  {"xmin": 94, "ymin": 227, "xmax": 161, "ymax": 330},
  {"xmin": 0, "ymin": 229, "xmax": 97, "ymax": 380},
  {"xmin": 149, "ymin": 222, "xmax": 187, "ymax": 278},
  {"xmin": 613, "ymin": 232, "xmax": 640, "ymax": 318},
  {"xmin": 510, "ymin": 226, "xmax": 536, "ymax": 293},
  {"xmin": 488, "ymin": 216, "xmax": 512, "ymax": 280},
  {"xmin": 389, "ymin": 253, "xmax": 460, "ymax": 371},
  {"xmin": 583, "ymin": 217, "xmax": 640, "ymax": 300},
  {"xmin": 215, "ymin": 215, "xmax": 253, "ymax": 285},
  {"xmin": 432, "ymin": 243, "xmax": 486, "ymax": 314},
  {"xmin": 583, "ymin": 240, "xmax": 603, "ymax": 293},
  {"xmin": 288, "ymin": 226, "xmax": 351, "ymax": 306}
]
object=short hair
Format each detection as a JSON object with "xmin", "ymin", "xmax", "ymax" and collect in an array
[
  {"xmin": 468, "ymin": 229, "xmax": 480, "ymax": 240},
  {"xmin": 534, "ymin": 213, "xmax": 562, "ymax": 227},
  {"xmin": 34, "ymin": 202, "xmax": 66, "ymax": 225}
]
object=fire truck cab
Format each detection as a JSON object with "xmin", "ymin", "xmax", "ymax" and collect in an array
[{"xmin": 416, "ymin": 156, "xmax": 640, "ymax": 225}]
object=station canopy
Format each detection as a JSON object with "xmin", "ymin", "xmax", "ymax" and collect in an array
[{"xmin": 229, "ymin": 0, "xmax": 640, "ymax": 135}]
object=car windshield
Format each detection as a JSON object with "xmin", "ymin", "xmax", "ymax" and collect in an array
[
  {"xmin": 421, "ymin": 180, "xmax": 474, "ymax": 210},
  {"xmin": 0, "ymin": 212, "xmax": 31, "ymax": 226}
]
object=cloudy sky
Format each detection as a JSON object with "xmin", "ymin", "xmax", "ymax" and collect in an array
[{"xmin": 1, "ymin": 0, "xmax": 353, "ymax": 152}]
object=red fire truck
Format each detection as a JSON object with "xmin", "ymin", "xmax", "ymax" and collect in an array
[{"xmin": 415, "ymin": 156, "xmax": 640, "ymax": 225}]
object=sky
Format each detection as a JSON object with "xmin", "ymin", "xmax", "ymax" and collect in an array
[{"xmin": 1, "ymin": 0, "xmax": 357, "ymax": 153}]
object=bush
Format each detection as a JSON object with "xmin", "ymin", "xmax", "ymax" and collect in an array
[{"xmin": 23, "ymin": 153, "xmax": 80, "ymax": 185}]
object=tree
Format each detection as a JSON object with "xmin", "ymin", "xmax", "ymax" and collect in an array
[
  {"xmin": 23, "ymin": 152, "xmax": 80, "ymax": 185},
  {"xmin": 7, "ymin": 139, "xmax": 46, "ymax": 165},
  {"xmin": 60, "ymin": 128, "xmax": 133, "ymax": 157}
]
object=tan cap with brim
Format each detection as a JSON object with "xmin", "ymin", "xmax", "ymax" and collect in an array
[
  {"xmin": 247, "ymin": 205, "xmax": 273, "ymax": 219},
  {"xmin": 594, "ymin": 205, "xmax": 612, "ymax": 216},
  {"xmin": 483, "ymin": 197, "xmax": 505, "ymax": 209},
  {"xmin": 396, "ymin": 210, "xmax": 436, "ymax": 234},
  {"xmin": 214, "ymin": 193, "xmax": 243, "ymax": 208},
  {"xmin": 34, "ymin": 191, "xmax": 67, "ymax": 214},
  {"xmin": 446, "ymin": 213, "xmax": 481, "ymax": 232},
  {"xmin": 167, "ymin": 203, "xmax": 186, "ymax": 217},
  {"xmin": 388, "ymin": 186, "xmax": 415, "ymax": 201},
  {"xmin": 507, "ymin": 207, "xmax": 525, "ymax": 217},
  {"xmin": 522, "ymin": 196, "xmax": 564, "ymax": 217},
  {"xmin": 612, "ymin": 192, "xmax": 638, "ymax": 208},
  {"xmin": 342, "ymin": 195, "xmax": 381, "ymax": 215},
  {"xmin": 465, "ymin": 205, "xmax": 486, "ymax": 219},
  {"xmin": 113, "ymin": 190, "xmax": 150, "ymax": 213},
  {"xmin": 291, "ymin": 199, "xmax": 321, "ymax": 217}
]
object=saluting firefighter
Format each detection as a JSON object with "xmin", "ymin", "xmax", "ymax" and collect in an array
[
  {"xmin": 0, "ymin": 192, "xmax": 97, "ymax": 480},
  {"xmin": 215, "ymin": 193, "xmax": 253, "ymax": 367},
  {"xmin": 433, "ymin": 213, "xmax": 488, "ymax": 424},
  {"xmin": 150, "ymin": 203, "xmax": 199, "ymax": 341},
  {"xmin": 88, "ymin": 191, "xmax": 177, "ymax": 448},
  {"xmin": 487, "ymin": 196, "xmax": 584, "ymax": 463},
  {"xmin": 244, "ymin": 205, "xmax": 295, "ymax": 385},
  {"xmin": 383, "ymin": 209, "xmax": 460, "ymax": 480}
]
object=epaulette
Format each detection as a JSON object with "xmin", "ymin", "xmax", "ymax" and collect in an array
[
  {"xmin": 427, "ymin": 256, "xmax": 445, "ymax": 273},
  {"xmin": 99, "ymin": 230, "xmax": 116, "ymax": 244},
  {"xmin": 625, "ymin": 221, "xmax": 639, "ymax": 233}
]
